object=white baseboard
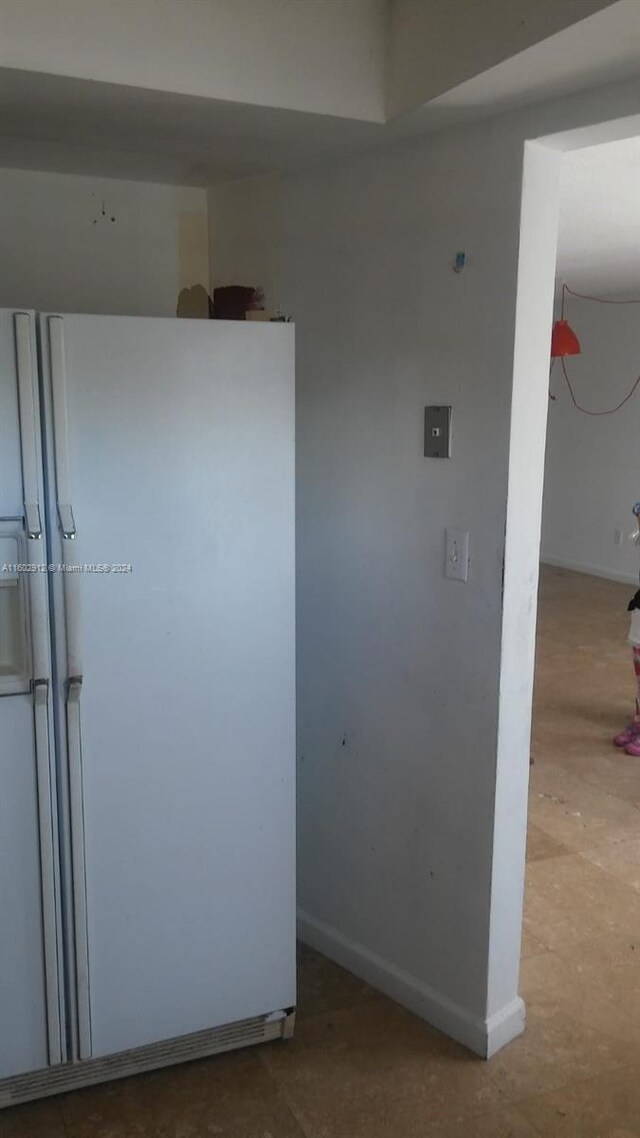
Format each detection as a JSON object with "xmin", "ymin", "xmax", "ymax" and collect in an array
[
  {"xmin": 542, "ymin": 556, "xmax": 637, "ymax": 586},
  {"xmin": 297, "ymin": 910, "xmax": 525, "ymax": 1060}
]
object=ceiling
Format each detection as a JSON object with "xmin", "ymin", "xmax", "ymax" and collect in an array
[
  {"xmin": 408, "ymin": 0, "xmax": 640, "ymax": 128},
  {"xmin": 0, "ymin": 68, "xmax": 384, "ymax": 187},
  {"xmin": 0, "ymin": 1, "xmax": 637, "ymax": 187},
  {"xmin": 556, "ymin": 135, "xmax": 640, "ymax": 296}
]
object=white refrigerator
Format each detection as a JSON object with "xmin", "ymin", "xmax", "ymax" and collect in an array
[{"xmin": 0, "ymin": 311, "xmax": 296, "ymax": 1106}]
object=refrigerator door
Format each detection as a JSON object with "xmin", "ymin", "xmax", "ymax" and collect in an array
[
  {"xmin": 40, "ymin": 315, "xmax": 296, "ymax": 1060},
  {"xmin": 0, "ymin": 311, "xmax": 63, "ymax": 1079}
]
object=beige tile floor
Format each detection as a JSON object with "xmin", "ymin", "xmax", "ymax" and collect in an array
[{"xmin": 2, "ymin": 566, "xmax": 639, "ymax": 1137}]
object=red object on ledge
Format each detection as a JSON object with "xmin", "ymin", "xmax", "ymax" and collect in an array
[{"xmin": 551, "ymin": 319, "xmax": 581, "ymax": 358}]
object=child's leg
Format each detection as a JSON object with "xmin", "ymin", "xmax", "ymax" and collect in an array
[
  {"xmin": 614, "ymin": 645, "xmax": 640, "ymax": 746},
  {"xmin": 622, "ymin": 646, "xmax": 640, "ymax": 754}
]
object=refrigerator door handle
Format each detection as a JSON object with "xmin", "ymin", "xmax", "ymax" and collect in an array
[
  {"xmin": 28, "ymin": 530, "xmax": 62, "ymax": 1066},
  {"xmin": 14, "ymin": 313, "xmax": 43, "ymax": 539},
  {"xmin": 48, "ymin": 317, "xmax": 77, "ymax": 541},
  {"xmin": 58, "ymin": 504, "xmax": 76, "ymax": 541},
  {"xmin": 32, "ymin": 677, "xmax": 63, "ymax": 1066},
  {"xmin": 66, "ymin": 673, "xmax": 92, "ymax": 1061},
  {"xmin": 25, "ymin": 502, "xmax": 42, "ymax": 541},
  {"xmin": 27, "ymin": 540, "xmax": 61, "ymax": 1066},
  {"xmin": 63, "ymin": 557, "xmax": 83, "ymax": 682},
  {"xmin": 48, "ymin": 315, "xmax": 92, "ymax": 1059}
]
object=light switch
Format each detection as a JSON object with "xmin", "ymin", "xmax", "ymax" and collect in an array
[
  {"xmin": 424, "ymin": 406, "xmax": 451, "ymax": 458},
  {"xmin": 444, "ymin": 528, "xmax": 469, "ymax": 582}
]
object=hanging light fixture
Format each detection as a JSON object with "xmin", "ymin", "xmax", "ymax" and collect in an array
[
  {"xmin": 551, "ymin": 319, "xmax": 581, "ymax": 357},
  {"xmin": 551, "ymin": 285, "xmax": 581, "ymax": 358}
]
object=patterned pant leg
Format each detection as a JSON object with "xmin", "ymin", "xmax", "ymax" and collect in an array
[{"xmin": 634, "ymin": 646, "xmax": 640, "ymax": 726}]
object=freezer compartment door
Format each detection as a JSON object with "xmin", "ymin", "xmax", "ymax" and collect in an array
[
  {"xmin": 41, "ymin": 314, "xmax": 296, "ymax": 1060},
  {"xmin": 0, "ymin": 311, "xmax": 62, "ymax": 1079},
  {"xmin": 0, "ymin": 693, "xmax": 62, "ymax": 1080}
]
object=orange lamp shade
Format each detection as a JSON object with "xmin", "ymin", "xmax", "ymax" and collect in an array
[{"xmin": 551, "ymin": 319, "xmax": 581, "ymax": 358}]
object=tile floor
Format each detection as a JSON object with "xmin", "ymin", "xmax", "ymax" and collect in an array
[{"xmin": 2, "ymin": 566, "xmax": 639, "ymax": 1137}]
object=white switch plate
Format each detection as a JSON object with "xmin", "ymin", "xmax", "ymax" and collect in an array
[{"xmin": 444, "ymin": 528, "xmax": 469, "ymax": 582}]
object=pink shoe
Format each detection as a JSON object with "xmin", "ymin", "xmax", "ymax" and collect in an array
[
  {"xmin": 625, "ymin": 736, "xmax": 640, "ymax": 757},
  {"xmin": 614, "ymin": 724, "xmax": 638, "ymax": 747}
]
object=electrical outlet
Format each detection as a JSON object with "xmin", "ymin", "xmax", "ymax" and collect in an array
[
  {"xmin": 444, "ymin": 528, "xmax": 469, "ymax": 582},
  {"xmin": 614, "ymin": 528, "xmax": 623, "ymax": 546}
]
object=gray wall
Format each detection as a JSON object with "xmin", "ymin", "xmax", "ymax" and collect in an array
[
  {"xmin": 0, "ymin": 168, "xmax": 208, "ymax": 317},
  {"xmin": 209, "ymin": 79, "xmax": 640, "ymax": 1054}
]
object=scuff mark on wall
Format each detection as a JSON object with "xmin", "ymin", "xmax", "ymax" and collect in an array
[{"xmin": 91, "ymin": 192, "xmax": 117, "ymax": 226}]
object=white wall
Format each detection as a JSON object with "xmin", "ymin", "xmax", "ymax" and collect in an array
[
  {"xmin": 0, "ymin": 168, "xmax": 208, "ymax": 317},
  {"xmin": 0, "ymin": 0, "xmax": 387, "ymax": 123},
  {"xmin": 208, "ymin": 79, "xmax": 639, "ymax": 1056},
  {"xmin": 542, "ymin": 301, "xmax": 640, "ymax": 583}
]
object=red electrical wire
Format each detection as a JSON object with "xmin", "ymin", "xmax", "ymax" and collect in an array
[
  {"xmin": 560, "ymin": 357, "xmax": 640, "ymax": 416},
  {"xmin": 554, "ymin": 284, "xmax": 640, "ymax": 415},
  {"xmin": 562, "ymin": 283, "xmax": 640, "ymax": 306}
]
